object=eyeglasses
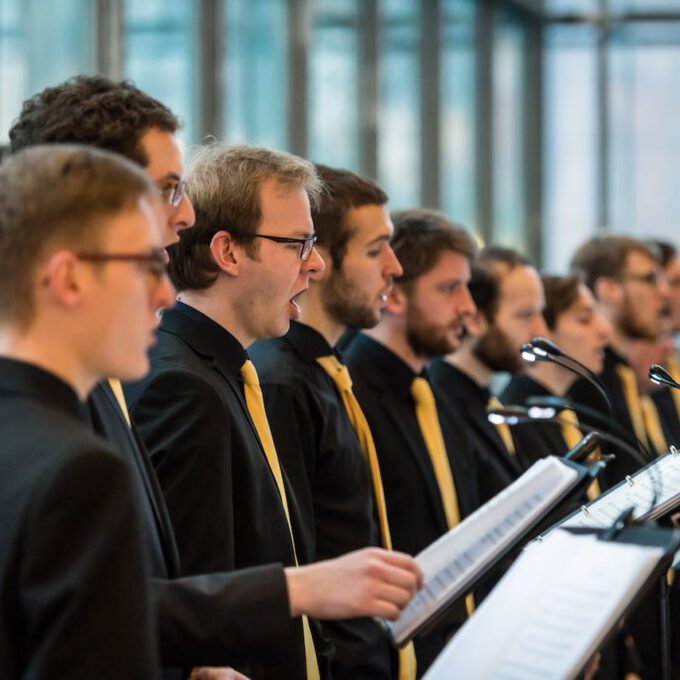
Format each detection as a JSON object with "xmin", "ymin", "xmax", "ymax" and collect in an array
[
  {"xmin": 158, "ymin": 180, "xmax": 188, "ymax": 208},
  {"xmin": 76, "ymin": 247, "xmax": 168, "ymax": 279},
  {"xmin": 253, "ymin": 233, "xmax": 318, "ymax": 261},
  {"xmin": 620, "ymin": 271, "xmax": 661, "ymax": 286}
]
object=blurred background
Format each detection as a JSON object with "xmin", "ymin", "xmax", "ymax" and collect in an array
[{"xmin": 1, "ymin": 0, "xmax": 679, "ymax": 269}]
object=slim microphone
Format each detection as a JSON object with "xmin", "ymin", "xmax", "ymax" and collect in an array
[
  {"xmin": 649, "ymin": 364, "xmax": 680, "ymax": 391},
  {"xmin": 520, "ymin": 337, "xmax": 614, "ymax": 428},
  {"xmin": 524, "ymin": 394, "xmax": 653, "ymax": 461},
  {"xmin": 564, "ymin": 431, "xmax": 603, "ymax": 462},
  {"xmin": 487, "ymin": 405, "xmax": 648, "ymax": 469}
]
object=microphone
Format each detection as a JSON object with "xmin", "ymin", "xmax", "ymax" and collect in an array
[
  {"xmin": 520, "ymin": 337, "xmax": 614, "ymax": 425},
  {"xmin": 487, "ymin": 405, "xmax": 649, "ymax": 469},
  {"xmin": 649, "ymin": 364, "xmax": 680, "ymax": 391},
  {"xmin": 564, "ymin": 431, "xmax": 604, "ymax": 462},
  {"xmin": 524, "ymin": 394, "xmax": 653, "ymax": 461}
]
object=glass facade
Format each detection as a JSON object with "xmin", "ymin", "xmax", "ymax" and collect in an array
[{"xmin": 4, "ymin": 0, "xmax": 680, "ymax": 269}]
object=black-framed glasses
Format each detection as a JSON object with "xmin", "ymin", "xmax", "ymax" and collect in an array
[
  {"xmin": 158, "ymin": 180, "xmax": 188, "ymax": 208},
  {"xmin": 76, "ymin": 247, "xmax": 168, "ymax": 279},
  {"xmin": 253, "ymin": 233, "xmax": 318, "ymax": 261}
]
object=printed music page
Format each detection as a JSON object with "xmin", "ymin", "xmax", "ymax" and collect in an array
[{"xmin": 423, "ymin": 529, "xmax": 663, "ymax": 680}]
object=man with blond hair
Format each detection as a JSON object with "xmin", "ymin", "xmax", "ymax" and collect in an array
[{"xmin": 126, "ymin": 144, "xmax": 422, "ymax": 679}]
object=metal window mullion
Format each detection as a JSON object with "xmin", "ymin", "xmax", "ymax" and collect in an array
[
  {"xmin": 95, "ymin": 0, "xmax": 123, "ymax": 79},
  {"xmin": 420, "ymin": 0, "xmax": 441, "ymax": 208},
  {"xmin": 196, "ymin": 0, "xmax": 223, "ymax": 143},
  {"xmin": 358, "ymin": 0, "xmax": 378, "ymax": 178},
  {"xmin": 287, "ymin": 0, "xmax": 310, "ymax": 157}
]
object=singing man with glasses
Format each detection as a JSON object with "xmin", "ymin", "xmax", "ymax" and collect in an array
[{"xmin": 125, "ymin": 143, "xmax": 423, "ymax": 680}]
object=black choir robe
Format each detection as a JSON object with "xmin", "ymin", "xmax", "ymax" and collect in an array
[
  {"xmin": 251, "ymin": 321, "xmax": 393, "ymax": 679},
  {"xmin": 344, "ymin": 333, "xmax": 480, "ymax": 676},
  {"xmin": 0, "ymin": 359, "xmax": 155, "ymax": 680},
  {"xmin": 125, "ymin": 302, "xmax": 329, "ymax": 679}
]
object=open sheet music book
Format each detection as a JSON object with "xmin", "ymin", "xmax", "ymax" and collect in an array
[
  {"xmin": 558, "ymin": 450, "xmax": 680, "ymax": 531},
  {"xmin": 423, "ymin": 529, "xmax": 665, "ymax": 680},
  {"xmin": 385, "ymin": 456, "xmax": 581, "ymax": 645}
]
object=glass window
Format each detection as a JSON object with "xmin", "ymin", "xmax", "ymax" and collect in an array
[
  {"xmin": 440, "ymin": 0, "xmax": 477, "ymax": 234},
  {"xmin": 1, "ymin": 0, "xmax": 96, "ymax": 143},
  {"xmin": 542, "ymin": 24, "xmax": 599, "ymax": 272},
  {"xmin": 377, "ymin": 0, "xmax": 420, "ymax": 208},
  {"xmin": 224, "ymin": 0, "xmax": 287, "ymax": 149},
  {"xmin": 309, "ymin": 0, "xmax": 360, "ymax": 168},
  {"xmin": 123, "ymin": 0, "xmax": 196, "ymax": 144},
  {"xmin": 492, "ymin": 4, "xmax": 528, "ymax": 252},
  {"xmin": 544, "ymin": 0, "xmax": 599, "ymax": 15},
  {"xmin": 608, "ymin": 20, "xmax": 680, "ymax": 245}
]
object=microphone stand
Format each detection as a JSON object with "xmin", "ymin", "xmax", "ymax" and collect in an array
[{"xmin": 521, "ymin": 337, "xmax": 615, "ymax": 431}]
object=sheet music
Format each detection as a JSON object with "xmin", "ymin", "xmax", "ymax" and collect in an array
[
  {"xmin": 560, "ymin": 452, "xmax": 680, "ymax": 531},
  {"xmin": 386, "ymin": 457, "xmax": 579, "ymax": 644},
  {"xmin": 424, "ymin": 529, "xmax": 664, "ymax": 680}
]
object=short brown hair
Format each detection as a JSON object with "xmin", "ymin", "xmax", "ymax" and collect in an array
[
  {"xmin": 312, "ymin": 164, "xmax": 388, "ymax": 269},
  {"xmin": 472, "ymin": 246, "xmax": 533, "ymax": 322},
  {"xmin": 390, "ymin": 209, "xmax": 477, "ymax": 287},
  {"xmin": 570, "ymin": 234, "xmax": 659, "ymax": 293},
  {"xmin": 169, "ymin": 143, "xmax": 322, "ymax": 292},
  {"xmin": 9, "ymin": 75, "xmax": 179, "ymax": 166},
  {"xmin": 0, "ymin": 145, "xmax": 155, "ymax": 327},
  {"xmin": 541, "ymin": 275, "xmax": 582, "ymax": 330}
]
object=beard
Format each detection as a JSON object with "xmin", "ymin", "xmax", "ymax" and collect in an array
[
  {"xmin": 473, "ymin": 323, "xmax": 524, "ymax": 373},
  {"xmin": 321, "ymin": 269, "xmax": 381, "ymax": 330},
  {"xmin": 405, "ymin": 302, "xmax": 463, "ymax": 359},
  {"xmin": 618, "ymin": 293, "xmax": 658, "ymax": 341}
]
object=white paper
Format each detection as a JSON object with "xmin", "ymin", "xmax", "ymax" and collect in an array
[
  {"xmin": 423, "ymin": 529, "xmax": 663, "ymax": 680},
  {"xmin": 386, "ymin": 457, "xmax": 579, "ymax": 643}
]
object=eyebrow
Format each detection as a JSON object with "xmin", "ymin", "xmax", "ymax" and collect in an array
[
  {"xmin": 154, "ymin": 172, "xmax": 182, "ymax": 185},
  {"xmin": 365, "ymin": 234, "xmax": 391, "ymax": 247}
]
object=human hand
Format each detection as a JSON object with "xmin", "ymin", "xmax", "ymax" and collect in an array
[{"xmin": 285, "ymin": 547, "xmax": 422, "ymax": 621}]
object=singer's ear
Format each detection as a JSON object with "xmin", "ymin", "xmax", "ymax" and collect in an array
[{"xmin": 593, "ymin": 276, "xmax": 622, "ymax": 306}]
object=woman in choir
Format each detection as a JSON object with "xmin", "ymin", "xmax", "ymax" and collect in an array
[{"xmin": 500, "ymin": 274, "xmax": 610, "ymax": 469}]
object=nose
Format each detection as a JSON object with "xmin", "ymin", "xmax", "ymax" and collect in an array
[
  {"xmin": 169, "ymin": 193, "xmax": 196, "ymax": 239},
  {"xmin": 530, "ymin": 312, "xmax": 549, "ymax": 339},
  {"xmin": 458, "ymin": 284, "xmax": 477, "ymax": 317},
  {"xmin": 302, "ymin": 246, "xmax": 325, "ymax": 276},
  {"xmin": 384, "ymin": 245, "xmax": 403, "ymax": 279},
  {"xmin": 155, "ymin": 274, "xmax": 176, "ymax": 312}
]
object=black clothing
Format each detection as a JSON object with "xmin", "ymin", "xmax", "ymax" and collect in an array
[
  {"xmin": 126, "ymin": 302, "xmax": 327, "ymax": 679},
  {"xmin": 0, "ymin": 359, "xmax": 156, "ymax": 680},
  {"xmin": 500, "ymin": 374, "xmax": 569, "ymax": 468},
  {"xmin": 344, "ymin": 333, "xmax": 480, "ymax": 675},
  {"xmin": 428, "ymin": 359, "xmax": 522, "ymax": 503},
  {"xmin": 251, "ymin": 321, "xmax": 392, "ymax": 679},
  {"xmin": 651, "ymin": 387, "xmax": 680, "ymax": 450},
  {"xmin": 568, "ymin": 346, "xmax": 650, "ymax": 488}
]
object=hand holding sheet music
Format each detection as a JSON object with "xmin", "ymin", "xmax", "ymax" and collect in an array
[{"xmin": 384, "ymin": 457, "xmax": 582, "ymax": 644}]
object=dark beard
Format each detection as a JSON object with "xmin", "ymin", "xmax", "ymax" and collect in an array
[
  {"xmin": 618, "ymin": 294, "xmax": 657, "ymax": 341},
  {"xmin": 321, "ymin": 270, "xmax": 380, "ymax": 330},
  {"xmin": 406, "ymin": 304, "xmax": 462, "ymax": 359},
  {"xmin": 473, "ymin": 324, "xmax": 523, "ymax": 373}
]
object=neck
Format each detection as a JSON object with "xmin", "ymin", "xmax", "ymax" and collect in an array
[
  {"xmin": 528, "ymin": 361, "xmax": 575, "ymax": 396},
  {"xmin": 446, "ymin": 341, "xmax": 492, "ymax": 387},
  {"xmin": 177, "ymin": 287, "xmax": 252, "ymax": 348},
  {"xmin": 608, "ymin": 328, "xmax": 631, "ymax": 357},
  {"xmin": 0, "ymin": 327, "xmax": 94, "ymax": 399},
  {"xmin": 296, "ymin": 287, "xmax": 345, "ymax": 347},
  {"xmin": 364, "ymin": 323, "xmax": 425, "ymax": 374}
]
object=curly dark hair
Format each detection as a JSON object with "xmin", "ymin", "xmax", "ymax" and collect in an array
[{"xmin": 9, "ymin": 75, "xmax": 180, "ymax": 167}]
